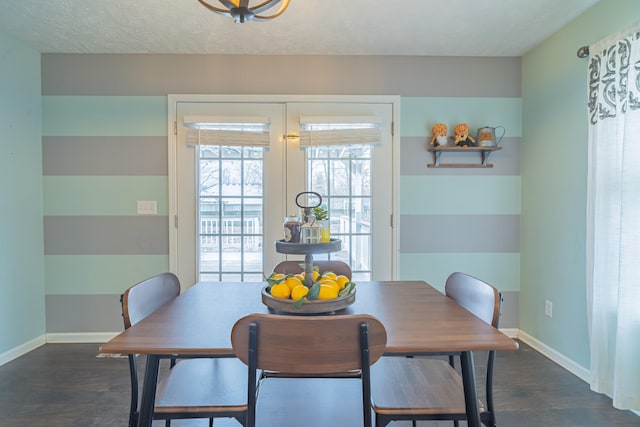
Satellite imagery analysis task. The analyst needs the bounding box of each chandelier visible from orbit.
[197,0,290,24]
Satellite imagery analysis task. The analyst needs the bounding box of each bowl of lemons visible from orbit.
[261,271,356,314]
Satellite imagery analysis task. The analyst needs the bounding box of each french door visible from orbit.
[169,95,398,289]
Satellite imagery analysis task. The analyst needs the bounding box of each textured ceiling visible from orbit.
[0,0,599,56]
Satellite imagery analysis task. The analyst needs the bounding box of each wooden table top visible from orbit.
[100,280,517,356]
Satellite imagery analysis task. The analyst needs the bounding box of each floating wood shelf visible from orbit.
[427,146,502,168]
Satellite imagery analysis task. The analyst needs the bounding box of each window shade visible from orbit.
[299,115,382,147]
[183,115,271,147]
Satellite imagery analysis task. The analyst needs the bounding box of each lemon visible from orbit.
[317,278,340,293]
[336,275,350,290]
[284,276,303,291]
[317,284,339,300]
[312,270,320,281]
[270,283,291,299]
[291,285,309,301]
[322,271,337,281]
[270,273,285,280]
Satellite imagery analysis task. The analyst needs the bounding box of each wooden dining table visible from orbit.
[100,280,518,427]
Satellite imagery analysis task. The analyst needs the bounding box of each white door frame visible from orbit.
[167,94,401,285]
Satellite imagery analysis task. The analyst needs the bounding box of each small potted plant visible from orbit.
[313,205,330,242]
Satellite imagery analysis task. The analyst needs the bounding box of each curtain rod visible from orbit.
[577,46,589,58]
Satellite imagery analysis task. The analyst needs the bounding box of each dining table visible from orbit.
[99,280,518,427]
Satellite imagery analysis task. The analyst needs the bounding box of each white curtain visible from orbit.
[586,21,640,411]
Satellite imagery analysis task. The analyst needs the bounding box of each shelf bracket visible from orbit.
[432,149,443,167]
[481,150,492,166]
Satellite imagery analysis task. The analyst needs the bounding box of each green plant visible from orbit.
[313,206,328,220]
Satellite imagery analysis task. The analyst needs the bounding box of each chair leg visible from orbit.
[127,354,138,427]
[483,350,497,427]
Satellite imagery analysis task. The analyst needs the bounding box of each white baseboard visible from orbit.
[0,335,46,367]
[517,330,590,384]
[46,332,120,343]
[499,327,519,338]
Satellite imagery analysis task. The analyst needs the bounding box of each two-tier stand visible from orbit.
[275,238,342,286]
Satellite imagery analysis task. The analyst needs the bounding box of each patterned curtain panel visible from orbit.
[585,21,640,411]
[588,30,640,123]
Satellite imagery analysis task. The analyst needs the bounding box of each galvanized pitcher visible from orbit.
[475,126,505,147]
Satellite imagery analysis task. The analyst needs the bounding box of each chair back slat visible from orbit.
[445,272,501,328]
[231,313,386,374]
[121,272,181,329]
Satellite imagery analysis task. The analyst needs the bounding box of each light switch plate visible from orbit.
[137,200,157,215]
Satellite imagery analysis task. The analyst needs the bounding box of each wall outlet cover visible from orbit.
[137,200,157,215]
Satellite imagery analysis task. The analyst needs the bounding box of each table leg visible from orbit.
[460,351,481,427]
[137,354,160,427]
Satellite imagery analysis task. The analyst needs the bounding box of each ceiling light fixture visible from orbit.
[196,0,290,24]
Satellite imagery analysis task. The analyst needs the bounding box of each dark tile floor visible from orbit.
[0,340,637,426]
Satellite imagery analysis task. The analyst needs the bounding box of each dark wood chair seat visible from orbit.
[154,357,248,419]
[372,358,485,417]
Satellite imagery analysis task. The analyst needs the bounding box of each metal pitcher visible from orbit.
[475,126,505,147]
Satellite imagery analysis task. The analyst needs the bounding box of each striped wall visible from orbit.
[0,31,46,356]
[398,95,521,327]
[41,54,521,333]
[42,96,169,332]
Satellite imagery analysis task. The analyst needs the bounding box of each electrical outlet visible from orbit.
[545,300,553,318]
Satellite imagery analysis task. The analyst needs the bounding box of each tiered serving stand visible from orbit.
[275,238,342,281]
[262,238,355,314]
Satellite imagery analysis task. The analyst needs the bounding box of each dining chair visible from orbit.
[370,271,502,427]
[231,313,387,427]
[121,272,248,427]
[271,259,352,279]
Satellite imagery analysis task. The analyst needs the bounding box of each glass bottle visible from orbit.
[283,215,301,243]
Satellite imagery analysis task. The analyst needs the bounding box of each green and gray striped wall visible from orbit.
[41,54,522,334]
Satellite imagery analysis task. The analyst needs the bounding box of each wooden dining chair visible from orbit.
[121,272,248,427]
[370,272,502,427]
[231,313,387,427]
[271,259,352,279]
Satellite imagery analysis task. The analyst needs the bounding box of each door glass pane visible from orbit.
[307,145,372,280]
[198,146,264,281]
[351,159,371,196]
[350,235,371,281]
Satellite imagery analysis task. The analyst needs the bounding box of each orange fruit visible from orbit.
[270,283,291,299]
[291,285,309,301]
[317,284,339,300]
